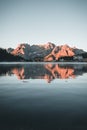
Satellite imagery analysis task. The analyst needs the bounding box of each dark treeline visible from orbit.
[58,56,73,61]
[81,52,87,58]
[0,48,24,61]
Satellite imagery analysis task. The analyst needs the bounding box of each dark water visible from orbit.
[0,62,87,130]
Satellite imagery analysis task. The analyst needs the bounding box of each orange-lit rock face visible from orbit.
[10,43,85,62]
[8,43,85,62]
[11,45,24,55]
[10,42,55,60]
[11,43,30,56]
[44,44,75,61]
[46,57,54,61]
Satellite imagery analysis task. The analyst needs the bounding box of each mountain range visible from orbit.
[0,42,87,62]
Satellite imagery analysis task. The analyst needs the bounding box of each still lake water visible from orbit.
[0,62,87,130]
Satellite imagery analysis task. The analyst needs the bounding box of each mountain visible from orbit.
[0,42,87,62]
[7,48,14,53]
[44,44,75,61]
[10,42,55,61]
[9,43,86,62]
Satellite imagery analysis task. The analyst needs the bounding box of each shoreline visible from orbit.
[0,61,87,65]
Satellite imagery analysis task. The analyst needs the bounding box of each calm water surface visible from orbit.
[0,62,87,130]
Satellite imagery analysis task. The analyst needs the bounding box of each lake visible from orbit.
[0,62,87,130]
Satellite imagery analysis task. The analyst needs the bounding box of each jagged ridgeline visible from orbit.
[0,42,87,62]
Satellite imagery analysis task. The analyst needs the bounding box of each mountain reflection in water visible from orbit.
[0,63,87,83]
[0,63,87,130]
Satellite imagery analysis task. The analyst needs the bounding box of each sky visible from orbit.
[0,0,87,51]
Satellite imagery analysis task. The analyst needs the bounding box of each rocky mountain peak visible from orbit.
[11,43,30,56]
[17,43,29,48]
[7,42,87,61]
[45,42,55,49]
[44,44,75,61]
[37,42,55,49]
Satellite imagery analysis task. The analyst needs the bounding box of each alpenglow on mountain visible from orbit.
[1,42,87,62]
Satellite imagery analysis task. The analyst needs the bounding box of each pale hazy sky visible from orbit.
[0,0,87,50]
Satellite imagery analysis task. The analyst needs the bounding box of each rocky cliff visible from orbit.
[7,42,86,61]
[11,42,55,61]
